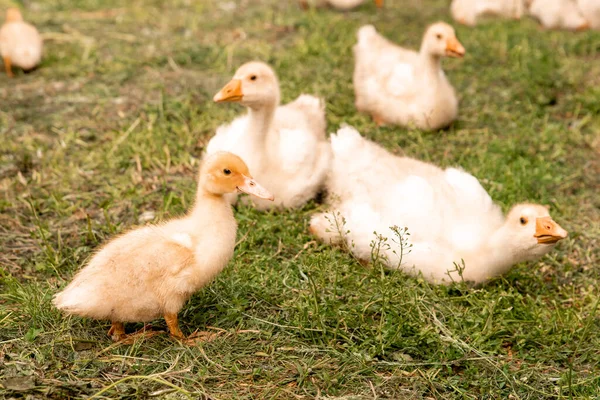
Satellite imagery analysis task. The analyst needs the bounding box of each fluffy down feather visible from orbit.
[53,152,273,340]
[527,0,589,30]
[451,0,525,26]
[0,9,43,73]
[576,0,600,29]
[310,126,568,285]
[353,23,464,131]
[208,62,331,210]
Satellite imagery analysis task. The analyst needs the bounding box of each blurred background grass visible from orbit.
[0,0,599,398]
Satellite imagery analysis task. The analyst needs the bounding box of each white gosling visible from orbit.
[310,126,569,285]
[353,23,465,131]
[207,61,331,210]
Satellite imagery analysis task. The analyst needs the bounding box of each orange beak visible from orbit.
[445,37,465,58]
[534,216,568,244]
[213,79,243,103]
[237,175,274,201]
[374,0,383,7]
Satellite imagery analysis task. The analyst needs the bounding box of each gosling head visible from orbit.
[422,22,465,58]
[213,61,280,108]
[5,8,23,23]
[200,152,274,200]
[503,203,568,262]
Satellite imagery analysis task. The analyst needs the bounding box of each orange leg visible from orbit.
[371,112,386,127]
[3,56,13,78]
[107,321,126,342]
[165,313,184,339]
[374,0,383,7]
[576,22,590,31]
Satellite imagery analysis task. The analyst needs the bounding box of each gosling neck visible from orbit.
[419,46,442,79]
[459,226,521,284]
[246,96,278,146]
[191,185,232,218]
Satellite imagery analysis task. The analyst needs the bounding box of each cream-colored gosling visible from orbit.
[310,126,568,285]
[353,23,465,131]
[207,61,331,210]
[0,8,42,77]
[54,152,273,341]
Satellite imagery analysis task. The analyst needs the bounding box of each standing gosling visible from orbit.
[0,8,42,77]
[54,152,273,341]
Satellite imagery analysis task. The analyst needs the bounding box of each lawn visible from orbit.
[1,0,599,398]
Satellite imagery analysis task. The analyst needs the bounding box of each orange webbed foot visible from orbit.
[107,321,126,342]
[108,322,165,343]
[119,328,165,344]
[164,314,227,345]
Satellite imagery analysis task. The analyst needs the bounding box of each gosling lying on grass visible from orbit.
[353,22,465,131]
[310,126,568,285]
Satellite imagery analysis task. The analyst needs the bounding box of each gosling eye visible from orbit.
[520,217,528,225]
[223,169,231,175]
[436,33,442,40]
[250,75,257,81]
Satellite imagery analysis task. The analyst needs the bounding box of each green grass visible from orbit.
[1,0,599,398]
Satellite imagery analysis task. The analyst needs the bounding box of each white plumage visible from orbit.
[451,0,525,26]
[310,126,568,285]
[528,0,589,30]
[577,0,600,29]
[208,62,331,210]
[353,23,465,131]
